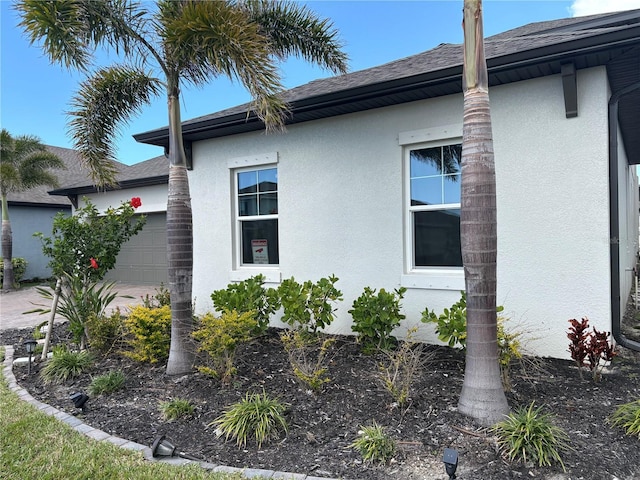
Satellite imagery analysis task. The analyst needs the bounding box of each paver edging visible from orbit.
[2,345,340,480]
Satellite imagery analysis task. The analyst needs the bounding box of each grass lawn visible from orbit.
[0,348,251,480]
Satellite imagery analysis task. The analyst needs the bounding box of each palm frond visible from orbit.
[244,0,349,75]
[67,65,162,186]
[160,0,288,129]
[0,130,65,194]
[16,0,150,72]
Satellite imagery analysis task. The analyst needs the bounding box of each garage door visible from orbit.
[106,213,168,285]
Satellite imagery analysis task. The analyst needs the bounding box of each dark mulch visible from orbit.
[2,323,639,480]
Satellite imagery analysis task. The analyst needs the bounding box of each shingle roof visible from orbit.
[7,145,117,206]
[47,153,168,197]
[135,8,640,141]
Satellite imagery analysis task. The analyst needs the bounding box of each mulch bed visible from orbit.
[2,323,639,480]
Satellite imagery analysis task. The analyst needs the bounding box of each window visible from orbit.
[236,166,279,265]
[408,143,462,268]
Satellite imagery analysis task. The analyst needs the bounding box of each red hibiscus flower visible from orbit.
[130,197,142,209]
[90,258,99,270]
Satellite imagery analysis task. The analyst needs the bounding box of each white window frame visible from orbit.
[227,152,281,283]
[398,126,465,290]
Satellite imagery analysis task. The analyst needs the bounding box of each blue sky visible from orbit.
[2,0,640,165]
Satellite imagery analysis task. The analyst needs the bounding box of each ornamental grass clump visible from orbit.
[212,392,288,448]
[40,347,93,384]
[350,422,396,464]
[609,399,640,438]
[493,402,571,471]
[159,398,195,421]
[88,370,126,395]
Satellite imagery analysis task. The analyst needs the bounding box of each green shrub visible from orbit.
[212,392,289,448]
[278,275,343,334]
[493,402,571,471]
[159,398,195,420]
[0,257,27,285]
[86,308,126,355]
[192,310,257,384]
[123,305,171,363]
[349,286,406,353]
[421,291,468,348]
[141,283,171,309]
[280,330,335,392]
[350,423,396,464]
[210,275,279,334]
[40,347,93,384]
[609,399,640,438]
[88,370,126,395]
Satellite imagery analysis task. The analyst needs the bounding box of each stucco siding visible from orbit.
[7,205,70,280]
[78,183,168,214]
[189,66,620,358]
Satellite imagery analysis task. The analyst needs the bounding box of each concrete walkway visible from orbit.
[0,283,160,331]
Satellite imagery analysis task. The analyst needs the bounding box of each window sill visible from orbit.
[229,268,281,284]
[400,271,464,291]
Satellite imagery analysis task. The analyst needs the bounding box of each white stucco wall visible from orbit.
[78,184,168,214]
[187,66,631,359]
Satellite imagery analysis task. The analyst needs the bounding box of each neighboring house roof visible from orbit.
[7,145,107,207]
[49,154,168,198]
[133,8,640,165]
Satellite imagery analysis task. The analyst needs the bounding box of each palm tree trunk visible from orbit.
[1,194,15,291]
[165,88,195,376]
[457,0,509,426]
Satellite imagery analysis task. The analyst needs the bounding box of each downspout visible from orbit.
[608,80,640,352]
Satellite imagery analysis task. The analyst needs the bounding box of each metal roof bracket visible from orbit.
[561,62,578,118]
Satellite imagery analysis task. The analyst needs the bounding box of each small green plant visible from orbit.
[34,275,119,348]
[421,291,470,348]
[0,257,28,286]
[88,370,126,395]
[280,330,336,392]
[86,308,126,355]
[349,286,407,353]
[350,423,396,464]
[192,309,257,384]
[159,398,195,421]
[278,275,343,334]
[141,283,171,308]
[123,305,171,363]
[378,328,432,407]
[609,399,640,438]
[40,347,93,384]
[210,275,280,334]
[33,320,48,340]
[212,391,289,448]
[493,402,571,471]
[497,320,523,392]
[567,317,618,382]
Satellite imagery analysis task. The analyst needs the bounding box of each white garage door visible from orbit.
[106,213,168,285]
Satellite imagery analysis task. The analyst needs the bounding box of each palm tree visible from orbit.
[17,0,348,375]
[457,0,510,426]
[0,129,65,291]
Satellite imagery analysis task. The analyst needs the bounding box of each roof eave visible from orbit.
[133,25,640,147]
[48,175,169,197]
